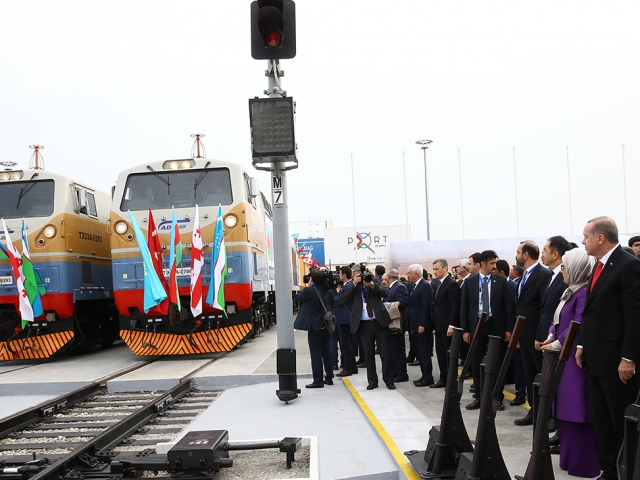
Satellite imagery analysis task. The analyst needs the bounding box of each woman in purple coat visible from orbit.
[541,248,599,478]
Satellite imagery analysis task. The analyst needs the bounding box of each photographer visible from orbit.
[294,269,335,389]
[342,264,395,390]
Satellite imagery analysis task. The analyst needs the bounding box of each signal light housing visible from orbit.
[249,96,297,163]
[251,0,296,60]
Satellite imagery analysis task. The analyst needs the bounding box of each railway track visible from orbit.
[0,378,220,480]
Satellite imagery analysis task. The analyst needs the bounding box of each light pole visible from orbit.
[416,139,433,241]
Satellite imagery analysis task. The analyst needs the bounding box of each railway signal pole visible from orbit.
[249,0,299,404]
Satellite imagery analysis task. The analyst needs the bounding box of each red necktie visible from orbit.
[590,261,603,293]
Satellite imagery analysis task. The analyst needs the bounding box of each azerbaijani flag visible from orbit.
[190,205,203,317]
[206,205,226,313]
[21,220,43,318]
[1,219,33,328]
[128,211,168,313]
[168,207,182,311]
[147,209,169,315]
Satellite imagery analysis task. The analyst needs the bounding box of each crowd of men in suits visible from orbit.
[294,215,639,480]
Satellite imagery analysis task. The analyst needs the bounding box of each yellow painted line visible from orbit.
[457,368,531,409]
[341,377,421,480]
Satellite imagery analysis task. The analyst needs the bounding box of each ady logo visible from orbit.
[157,219,190,232]
[355,231,375,254]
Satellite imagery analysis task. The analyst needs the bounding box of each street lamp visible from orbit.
[416,139,433,241]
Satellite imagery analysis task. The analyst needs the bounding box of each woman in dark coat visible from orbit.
[294,269,334,388]
[541,248,599,478]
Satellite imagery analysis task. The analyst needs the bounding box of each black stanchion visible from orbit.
[453,335,510,480]
[619,389,640,480]
[515,320,580,480]
[405,314,488,479]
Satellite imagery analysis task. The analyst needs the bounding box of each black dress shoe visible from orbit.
[496,401,505,411]
[550,445,559,455]
[414,379,433,387]
[429,381,446,388]
[366,383,378,390]
[510,395,526,406]
[305,382,324,388]
[394,375,409,382]
[336,370,351,377]
[469,386,476,393]
[356,359,366,367]
[385,382,396,390]
[352,368,359,374]
[406,357,415,364]
[409,360,420,366]
[547,416,559,432]
[332,364,339,371]
[549,431,560,446]
[324,378,333,385]
[514,410,533,426]
[466,398,481,410]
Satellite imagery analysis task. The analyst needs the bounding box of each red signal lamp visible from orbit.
[266,31,282,47]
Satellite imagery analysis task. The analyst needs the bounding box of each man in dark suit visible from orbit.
[383,270,410,382]
[342,265,395,390]
[430,259,460,388]
[514,241,552,426]
[460,250,513,410]
[538,236,572,346]
[406,263,434,387]
[576,216,640,480]
[333,265,357,377]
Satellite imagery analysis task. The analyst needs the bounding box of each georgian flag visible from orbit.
[1,218,33,328]
[190,205,203,317]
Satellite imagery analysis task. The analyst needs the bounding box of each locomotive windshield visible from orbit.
[0,179,55,218]
[120,168,233,211]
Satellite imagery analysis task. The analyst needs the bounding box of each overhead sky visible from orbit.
[1,1,639,241]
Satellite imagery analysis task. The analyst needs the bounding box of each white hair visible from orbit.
[458,259,469,269]
[408,264,423,275]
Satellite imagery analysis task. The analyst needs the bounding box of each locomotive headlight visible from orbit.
[0,173,9,181]
[169,161,180,170]
[115,221,128,234]
[224,215,237,228]
[43,226,56,238]
[181,161,192,169]
[11,172,22,180]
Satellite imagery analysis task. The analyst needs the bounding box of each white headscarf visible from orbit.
[552,248,595,326]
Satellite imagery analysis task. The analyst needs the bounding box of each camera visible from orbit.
[305,266,340,290]
[359,262,373,283]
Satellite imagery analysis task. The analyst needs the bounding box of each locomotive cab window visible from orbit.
[0,178,54,218]
[73,186,99,218]
[120,168,233,211]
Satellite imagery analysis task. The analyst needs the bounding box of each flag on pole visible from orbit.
[21,220,43,318]
[168,207,182,311]
[1,219,33,328]
[147,209,169,315]
[206,205,226,312]
[190,205,203,317]
[128,211,168,313]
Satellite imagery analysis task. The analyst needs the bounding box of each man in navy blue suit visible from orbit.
[406,263,434,387]
[383,269,410,382]
[460,250,514,410]
[430,259,460,388]
[333,265,357,377]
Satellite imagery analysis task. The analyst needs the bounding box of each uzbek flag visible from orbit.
[21,220,43,318]
[206,205,226,313]
[1,219,33,328]
[147,209,169,315]
[190,205,203,317]
[128,211,167,313]
[168,207,182,311]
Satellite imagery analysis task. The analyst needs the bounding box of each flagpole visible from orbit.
[402,150,409,240]
[351,153,358,262]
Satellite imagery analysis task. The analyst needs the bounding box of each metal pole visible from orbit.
[350,153,358,262]
[266,60,297,403]
[566,146,573,235]
[416,139,433,241]
[513,147,520,237]
[458,147,465,239]
[622,143,628,232]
